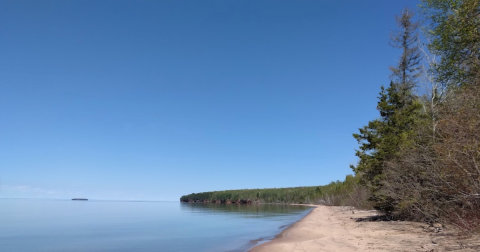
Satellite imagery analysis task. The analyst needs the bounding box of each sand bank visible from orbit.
[250,206,479,252]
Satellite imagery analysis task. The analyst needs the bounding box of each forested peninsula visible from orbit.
[181,0,480,234]
[180,175,370,208]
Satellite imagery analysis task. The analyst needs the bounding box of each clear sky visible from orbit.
[1,0,420,201]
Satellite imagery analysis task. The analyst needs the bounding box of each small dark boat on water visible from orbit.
[71,198,88,201]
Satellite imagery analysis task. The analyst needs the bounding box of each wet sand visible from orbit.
[250,206,480,252]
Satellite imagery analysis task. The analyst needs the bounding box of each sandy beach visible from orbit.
[250,206,480,252]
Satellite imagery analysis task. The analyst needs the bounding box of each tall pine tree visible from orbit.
[351,9,423,212]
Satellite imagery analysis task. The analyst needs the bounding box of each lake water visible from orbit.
[0,199,312,252]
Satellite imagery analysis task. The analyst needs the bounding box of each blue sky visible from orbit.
[1,0,420,201]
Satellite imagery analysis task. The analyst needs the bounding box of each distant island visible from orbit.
[71,198,88,201]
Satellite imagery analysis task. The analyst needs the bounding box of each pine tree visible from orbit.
[351,9,423,212]
[389,8,422,93]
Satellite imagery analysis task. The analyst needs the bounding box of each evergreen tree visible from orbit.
[351,9,423,212]
[389,8,422,93]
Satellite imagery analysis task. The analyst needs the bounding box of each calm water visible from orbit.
[0,199,312,252]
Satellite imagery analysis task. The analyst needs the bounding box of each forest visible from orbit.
[181,0,480,233]
[180,174,370,209]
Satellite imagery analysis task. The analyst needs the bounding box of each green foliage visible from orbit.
[421,0,480,85]
[180,175,370,208]
[352,82,422,211]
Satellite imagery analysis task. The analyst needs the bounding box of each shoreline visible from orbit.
[249,205,480,252]
[248,204,318,250]
[243,204,316,251]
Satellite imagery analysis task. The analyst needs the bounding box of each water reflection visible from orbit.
[180,203,312,218]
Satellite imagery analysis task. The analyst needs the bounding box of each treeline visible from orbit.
[180,174,371,209]
[351,0,480,233]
